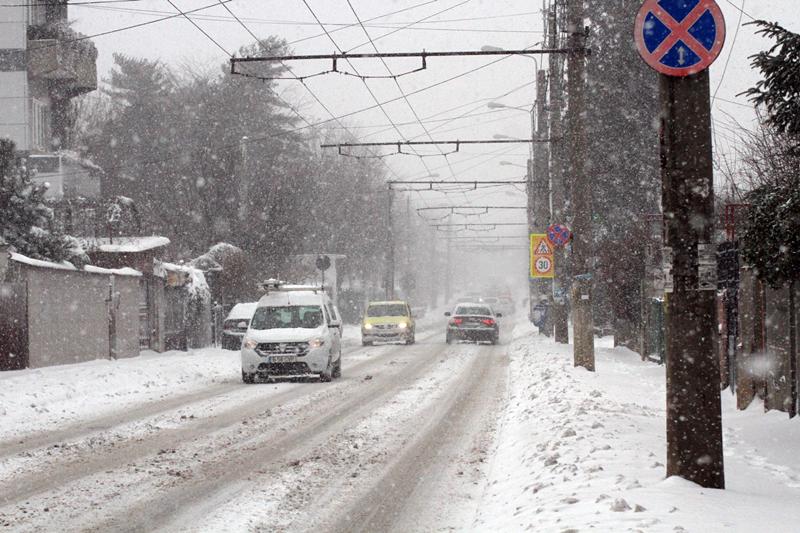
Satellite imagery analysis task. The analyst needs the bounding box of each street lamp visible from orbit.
[499,160,526,168]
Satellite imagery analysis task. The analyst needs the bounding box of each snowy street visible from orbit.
[1,318,798,532]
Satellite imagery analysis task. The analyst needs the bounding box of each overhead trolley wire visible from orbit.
[345,0,468,180]
[299,0,438,178]
[214,0,406,183]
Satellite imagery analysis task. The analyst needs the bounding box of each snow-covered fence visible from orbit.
[4,253,141,369]
[736,267,799,416]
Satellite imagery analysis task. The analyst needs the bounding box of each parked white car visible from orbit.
[221,302,258,350]
[240,281,342,383]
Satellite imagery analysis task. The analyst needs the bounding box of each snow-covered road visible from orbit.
[0,319,510,532]
[2,317,799,532]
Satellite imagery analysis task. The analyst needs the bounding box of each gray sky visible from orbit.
[69,0,799,217]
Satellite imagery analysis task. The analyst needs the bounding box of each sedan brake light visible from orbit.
[451,318,463,326]
[482,318,495,326]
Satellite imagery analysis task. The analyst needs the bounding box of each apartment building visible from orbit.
[0,0,98,199]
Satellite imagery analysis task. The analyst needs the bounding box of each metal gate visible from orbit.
[0,283,28,370]
[138,279,151,349]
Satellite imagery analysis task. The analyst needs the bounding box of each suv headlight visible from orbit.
[363,323,373,330]
[397,322,408,329]
[243,338,257,350]
[309,338,325,349]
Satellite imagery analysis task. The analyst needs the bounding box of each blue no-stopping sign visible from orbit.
[634,0,726,77]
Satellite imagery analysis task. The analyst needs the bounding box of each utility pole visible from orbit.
[532,69,553,335]
[661,71,725,489]
[445,213,453,305]
[548,3,569,344]
[566,0,594,370]
[631,0,727,489]
[386,187,395,300]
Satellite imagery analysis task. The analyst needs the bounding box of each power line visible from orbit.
[57,38,542,182]
[166,0,230,57]
[345,0,467,180]
[2,0,141,6]
[722,0,756,20]
[77,3,540,27]
[300,0,437,178]
[712,0,745,106]
[215,0,405,183]
[0,0,232,50]
[344,0,472,55]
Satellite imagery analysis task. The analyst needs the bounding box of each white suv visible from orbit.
[241,281,343,383]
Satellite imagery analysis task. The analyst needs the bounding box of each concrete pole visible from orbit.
[661,71,724,489]
[386,186,395,300]
[548,4,570,344]
[566,0,594,371]
[533,69,553,335]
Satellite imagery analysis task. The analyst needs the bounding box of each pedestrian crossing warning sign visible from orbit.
[535,239,552,255]
[530,234,555,279]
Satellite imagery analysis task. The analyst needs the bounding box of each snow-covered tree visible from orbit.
[0,139,72,262]
[745,21,800,148]
[740,21,800,288]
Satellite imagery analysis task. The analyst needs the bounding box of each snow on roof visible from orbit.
[10,253,141,277]
[84,265,142,277]
[162,261,210,298]
[83,236,170,254]
[10,253,75,271]
[226,302,258,320]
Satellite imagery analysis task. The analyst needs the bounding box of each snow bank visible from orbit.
[475,323,800,532]
[0,348,240,442]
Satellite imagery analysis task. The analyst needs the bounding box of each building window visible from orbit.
[30,98,50,151]
[27,1,47,26]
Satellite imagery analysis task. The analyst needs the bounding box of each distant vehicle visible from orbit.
[361,300,415,345]
[241,280,342,383]
[221,302,258,350]
[445,303,501,345]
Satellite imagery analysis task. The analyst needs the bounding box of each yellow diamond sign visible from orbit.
[530,233,554,279]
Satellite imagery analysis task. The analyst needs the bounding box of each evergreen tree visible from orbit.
[0,139,72,261]
[741,21,800,288]
[745,21,800,145]
[740,176,800,288]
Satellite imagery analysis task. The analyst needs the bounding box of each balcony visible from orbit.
[27,26,97,96]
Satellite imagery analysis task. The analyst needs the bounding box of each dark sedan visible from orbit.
[445,304,501,345]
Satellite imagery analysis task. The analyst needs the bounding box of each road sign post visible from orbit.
[636,0,725,489]
[530,234,555,279]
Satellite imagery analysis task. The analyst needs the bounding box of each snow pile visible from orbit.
[475,323,800,532]
[0,348,240,442]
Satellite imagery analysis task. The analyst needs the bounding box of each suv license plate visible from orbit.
[270,355,298,364]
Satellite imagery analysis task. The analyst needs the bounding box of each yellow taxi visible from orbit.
[361,300,415,346]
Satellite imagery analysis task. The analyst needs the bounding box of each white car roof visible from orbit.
[257,290,328,307]
[226,302,258,320]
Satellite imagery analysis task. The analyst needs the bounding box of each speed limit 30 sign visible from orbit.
[530,234,555,279]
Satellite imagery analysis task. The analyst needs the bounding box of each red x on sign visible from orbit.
[635,0,726,77]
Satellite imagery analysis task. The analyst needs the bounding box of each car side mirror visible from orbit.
[444,312,451,317]
[237,321,247,329]
[495,313,503,318]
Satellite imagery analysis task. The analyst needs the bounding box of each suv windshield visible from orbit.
[367,304,407,317]
[455,306,492,316]
[250,305,323,330]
